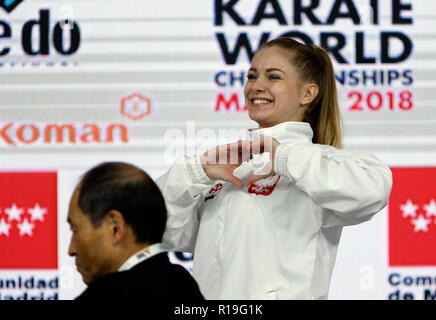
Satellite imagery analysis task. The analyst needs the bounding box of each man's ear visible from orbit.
[105,210,127,245]
[300,82,319,106]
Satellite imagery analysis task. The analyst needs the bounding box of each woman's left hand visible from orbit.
[245,136,281,187]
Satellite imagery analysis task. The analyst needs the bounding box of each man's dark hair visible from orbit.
[77,162,167,244]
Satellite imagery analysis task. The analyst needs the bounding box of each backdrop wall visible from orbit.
[0,0,435,300]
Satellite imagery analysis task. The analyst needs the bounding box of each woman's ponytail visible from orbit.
[310,46,343,149]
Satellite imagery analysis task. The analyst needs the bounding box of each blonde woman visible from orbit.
[157,38,392,300]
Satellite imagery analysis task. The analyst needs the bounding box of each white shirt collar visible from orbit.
[118,243,166,272]
[247,121,313,145]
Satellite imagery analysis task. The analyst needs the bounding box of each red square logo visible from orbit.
[0,172,58,269]
[389,167,436,266]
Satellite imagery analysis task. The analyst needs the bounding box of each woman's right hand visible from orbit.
[200,140,250,189]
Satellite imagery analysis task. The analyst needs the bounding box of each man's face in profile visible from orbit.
[67,187,113,285]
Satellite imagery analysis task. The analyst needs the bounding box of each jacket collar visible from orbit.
[247,121,313,145]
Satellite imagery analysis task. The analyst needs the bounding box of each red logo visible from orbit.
[389,167,436,266]
[0,172,58,269]
[120,92,152,120]
[208,183,223,195]
[248,174,280,196]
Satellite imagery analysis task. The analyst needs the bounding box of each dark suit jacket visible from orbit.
[75,252,204,301]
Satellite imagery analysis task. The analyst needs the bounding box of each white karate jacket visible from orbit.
[156,121,392,299]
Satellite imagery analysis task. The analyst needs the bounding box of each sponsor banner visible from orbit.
[0,171,59,300]
[386,270,436,300]
[329,164,436,300]
[0,122,129,147]
[0,171,57,269]
[212,0,416,119]
[0,6,81,68]
[389,168,436,266]
[0,0,433,155]
[0,271,59,300]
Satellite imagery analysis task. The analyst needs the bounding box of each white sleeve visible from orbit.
[274,143,392,227]
[156,155,213,253]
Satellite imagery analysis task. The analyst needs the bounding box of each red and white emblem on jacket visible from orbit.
[248,174,280,196]
[389,167,436,266]
[208,183,223,195]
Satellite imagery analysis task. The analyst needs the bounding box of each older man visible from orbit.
[67,162,204,300]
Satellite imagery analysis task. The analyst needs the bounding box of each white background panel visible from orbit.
[0,0,435,300]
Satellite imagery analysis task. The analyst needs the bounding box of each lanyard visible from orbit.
[118,243,166,272]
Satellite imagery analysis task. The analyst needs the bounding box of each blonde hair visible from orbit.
[260,38,343,149]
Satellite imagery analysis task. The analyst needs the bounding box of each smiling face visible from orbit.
[244,46,313,128]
